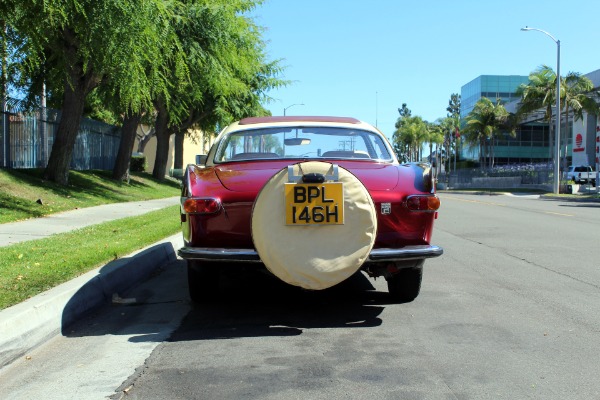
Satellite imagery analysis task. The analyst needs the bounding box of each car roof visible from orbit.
[239,116,361,125]
[222,116,382,136]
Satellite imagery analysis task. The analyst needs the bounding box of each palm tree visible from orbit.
[560,72,599,170]
[516,65,557,161]
[413,117,430,161]
[428,121,446,177]
[393,115,427,162]
[437,116,460,174]
[517,66,599,173]
[461,97,515,169]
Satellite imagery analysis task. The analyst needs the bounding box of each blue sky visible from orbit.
[252,0,598,139]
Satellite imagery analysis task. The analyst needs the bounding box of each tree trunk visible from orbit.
[548,117,554,162]
[137,126,154,153]
[1,20,7,107]
[490,137,495,169]
[154,131,171,179]
[112,111,142,182]
[43,28,100,185]
[174,130,185,171]
[152,99,171,180]
[445,140,450,174]
[479,137,484,170]
[435,144,440,177]
[43,74,87,184]
[562,105,569,174]
[429,142,433,161]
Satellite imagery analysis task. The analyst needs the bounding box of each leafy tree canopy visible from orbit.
[446,93,461,119]
[3,0,180,112]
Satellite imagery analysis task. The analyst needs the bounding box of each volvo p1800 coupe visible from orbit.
[179,116,442,303]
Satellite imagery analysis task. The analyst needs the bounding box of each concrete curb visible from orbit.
[0,233,183,369]
[440,190,600,202]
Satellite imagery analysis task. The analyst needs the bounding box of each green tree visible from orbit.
[393,103,412,161]
[0,20,8,106]
[559,72,599,169]
[2,0,180,185]
[393,115,427,162]
[436,116,459,174]
[446,93,461,118]
[462,97,515,169]
[517,66,599,171]
[151,0,286,180]
[398,103,412,118]
[516,65,558,162]
[427,121,445,177]
[445,93,461,171]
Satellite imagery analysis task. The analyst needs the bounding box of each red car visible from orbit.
[179,116,442,303]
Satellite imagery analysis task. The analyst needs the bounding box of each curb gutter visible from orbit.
[0,234,183,369]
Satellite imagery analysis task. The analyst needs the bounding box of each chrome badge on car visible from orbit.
[381,203,391,215]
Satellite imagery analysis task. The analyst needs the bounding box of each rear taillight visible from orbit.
[182,197,222,214]
[404,195,440,212]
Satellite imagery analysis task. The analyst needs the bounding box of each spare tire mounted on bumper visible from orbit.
[251,161,377,290]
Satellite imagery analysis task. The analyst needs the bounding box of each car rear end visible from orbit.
[179,116,442,303]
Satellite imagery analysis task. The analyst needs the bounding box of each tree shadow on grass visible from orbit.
[1,169,180,222]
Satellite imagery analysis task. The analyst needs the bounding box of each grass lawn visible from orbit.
[0,169,181,224]
[444,188,548,194]
[0,205,181,310]
[0,169,183,309]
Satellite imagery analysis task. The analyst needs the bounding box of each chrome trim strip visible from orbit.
[368,245,443,261]
[178,247,261,262]
[178,245,443,263]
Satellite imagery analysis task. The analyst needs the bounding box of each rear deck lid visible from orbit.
[214,161,399,192]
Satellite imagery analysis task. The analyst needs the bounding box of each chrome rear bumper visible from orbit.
[178,245,443,263]
[368,245,443,261]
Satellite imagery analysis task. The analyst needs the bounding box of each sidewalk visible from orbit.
[0,196,180,247]
[0,196,183,368]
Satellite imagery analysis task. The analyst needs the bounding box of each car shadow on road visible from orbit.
[62,260,392,343]
[558,203,600,208]
[168,269,388,342]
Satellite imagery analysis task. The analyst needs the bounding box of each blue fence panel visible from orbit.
[0,100,121,170]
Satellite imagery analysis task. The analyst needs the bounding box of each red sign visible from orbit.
[573,133,585,152]
[597,124,600,179]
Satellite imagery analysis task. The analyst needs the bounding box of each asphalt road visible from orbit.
[1,193,599,399]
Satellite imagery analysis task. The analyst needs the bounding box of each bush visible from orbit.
[130,154,147,172]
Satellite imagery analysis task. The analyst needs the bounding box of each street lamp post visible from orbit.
[283,103,304,116]
[521,26,561,194]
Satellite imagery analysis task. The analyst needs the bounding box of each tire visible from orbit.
[386,264,423,303]
[251,161,377,290]
[187,260,220,303]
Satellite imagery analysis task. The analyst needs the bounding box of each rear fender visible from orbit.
[182,165,224,198]
[403,162,434,194]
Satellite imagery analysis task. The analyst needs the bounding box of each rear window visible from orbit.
[214,126,393,163]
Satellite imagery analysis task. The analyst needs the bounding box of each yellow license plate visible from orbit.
[284,182,344,225]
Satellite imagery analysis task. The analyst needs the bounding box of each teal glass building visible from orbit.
[461,75,530,117]
[460,75,553,165]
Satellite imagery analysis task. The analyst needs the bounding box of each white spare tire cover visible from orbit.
[251,161,377,290]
